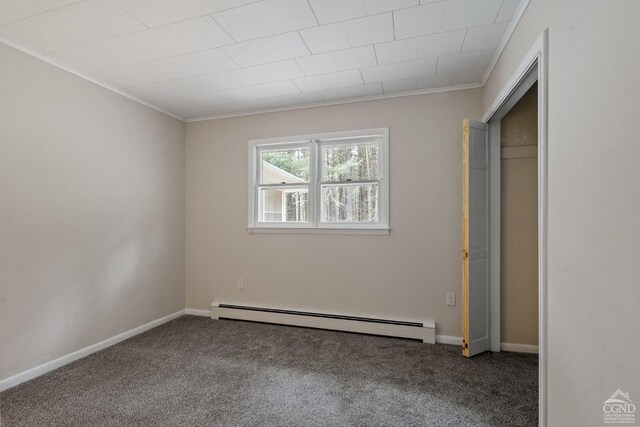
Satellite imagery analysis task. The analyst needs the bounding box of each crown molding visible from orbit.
[186,83,483,122]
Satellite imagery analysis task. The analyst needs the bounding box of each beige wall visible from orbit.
[483,1,640,425]
[0,43,185,382]
[186,89,482,337]
[500,84,538,346]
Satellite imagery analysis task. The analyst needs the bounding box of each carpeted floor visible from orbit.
[0,316,538,426]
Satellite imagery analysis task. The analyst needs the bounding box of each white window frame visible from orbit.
[248,128,389,235]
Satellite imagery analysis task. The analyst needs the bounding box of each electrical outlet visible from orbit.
[238,278,244,290]
[446,292,456,306]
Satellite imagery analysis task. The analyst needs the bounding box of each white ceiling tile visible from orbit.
[255,0,317,33]
[27,0,85,10]
[374,38,417,64]
[0,0,145,54]
[382,78,417,93]
[333,46,377,70]
[295,53,339,75]
[443,0,503,31]
[344,13,394,47]
[258,32,310,62]
[293,69,363,92]
[436,51,482,74]
[397,56,437,79]
[50,17,234,71]
[222,39,272,67]
[363,0,417,15]
[113,0,230,28]
[233,60,304,86]
[308,0,366,25]
[112,0,180,28]
[361,63,398,84]
[174,0,231,19]
[212,4,273,42]
[223,32,309,67]
[349,82,384,97]
[477,48,497,69]
[92,49,238,87]
[129,70,242,102]
[320,83,382,101]
[224,0,261,7]
[217,80,301,101]
[0,0,42,26]
[266,91,324,108]
[300,23,351,54]
[417,29,465,58]
[393,2,446,39]
[462,22,509,52]
[452,68,484,85]
[496,0,523,23]
[416,72,452,89]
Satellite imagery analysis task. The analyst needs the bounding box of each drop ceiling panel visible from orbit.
[436,51,483,74]
[361,64,398,84]
[93,48,239,87]
[417,29,466,58]
[496,0,522,22]
[397,57,437,79]
[308,0,366,25]
[443,0,503,31]
[0,1,43,26]
[344,13,394,47]
[320,82,383,101]
[332,46,377,70]
[293,69,363,92]
[29,0,89,10]
[363,0,418,15]
[0,0,525,119]
[393,2,447,39]
[295,52,340,76]
[212,4,273,42]
[223,32,309,67]
[375,38,417,64]
[113,0,230,28]
[49,16,233,71]
[461,22,509,52]
[299,22,351,54]
[0,0,145,54]
[255,0,318,33]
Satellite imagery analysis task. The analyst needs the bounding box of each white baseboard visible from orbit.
[185,308,211,317]
[436,335,463,345]
[501,342,539,354]
[212,302,436,344]
[434,336,539,354]
[0,309,185,392]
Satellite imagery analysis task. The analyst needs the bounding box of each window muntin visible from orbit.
[249,129,388,231]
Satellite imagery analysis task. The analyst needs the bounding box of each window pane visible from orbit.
[321,184,378,223]
[259,187,308,223]
[260,147,310,184]
[321,142,379,182]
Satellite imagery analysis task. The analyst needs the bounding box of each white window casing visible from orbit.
[248,128,389,235]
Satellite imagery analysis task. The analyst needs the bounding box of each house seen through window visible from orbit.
[249,128,389,232]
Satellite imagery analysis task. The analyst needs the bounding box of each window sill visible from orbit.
[247,227,390,235]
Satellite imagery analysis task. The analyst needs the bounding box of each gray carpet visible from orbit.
[0,316,537,426]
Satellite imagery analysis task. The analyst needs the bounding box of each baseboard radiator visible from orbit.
[210,303,436,344]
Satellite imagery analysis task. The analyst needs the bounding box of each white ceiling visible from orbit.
[0,0,525,120]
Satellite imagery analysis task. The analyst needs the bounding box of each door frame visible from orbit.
[482,29,549,426]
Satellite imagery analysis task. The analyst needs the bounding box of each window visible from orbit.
[248,128,389,234]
